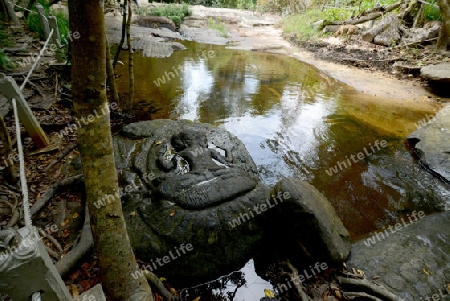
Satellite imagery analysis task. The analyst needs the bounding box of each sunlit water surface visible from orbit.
[115,41,450,298]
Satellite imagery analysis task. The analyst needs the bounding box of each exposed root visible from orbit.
[337,276,404,301]
[279,260,310,301]
[55,206,93,278]
[31,175,84,218]
[143,270,180,301]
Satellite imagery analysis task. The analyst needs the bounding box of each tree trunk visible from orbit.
[437,0,450,50]
[105,34,120,108]
[126,0,134,111]
[113,0,127,68]
[68,1,154,301]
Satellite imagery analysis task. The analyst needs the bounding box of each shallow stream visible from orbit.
[115,41,450,298]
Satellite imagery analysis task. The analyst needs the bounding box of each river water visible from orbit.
[114,41,450,298]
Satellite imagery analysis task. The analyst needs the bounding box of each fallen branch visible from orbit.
[55,206,94,278]
[30,175,84,218]
[337,276,404,301]
[394,37,438,48]
[143,270,180,301]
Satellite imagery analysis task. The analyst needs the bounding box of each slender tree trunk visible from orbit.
[0,114,17,183]
[68,1,154,300]
[113,0,127,68]
[126,0,134,110]
[105,34,120,108]
[437,0,450,50]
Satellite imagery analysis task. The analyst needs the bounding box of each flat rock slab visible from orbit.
[408,104,450,183]
[346,212,450,300]
[421,63,450,83]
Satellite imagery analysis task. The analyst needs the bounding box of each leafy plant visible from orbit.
[208,17,228,37]
[138,4,192,27]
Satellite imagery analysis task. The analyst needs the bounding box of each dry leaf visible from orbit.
[423,268,430,276]
[72,213,79,219]
[193,297,201,301]
[264,289,275,298]
[170,210,176,217]
[71,284,79,298]
[170,287,178,295]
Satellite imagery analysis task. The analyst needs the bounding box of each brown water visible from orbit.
[115,41,449,241]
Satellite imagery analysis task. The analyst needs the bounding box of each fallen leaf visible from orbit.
[423,268,430,276]
[193,297,201,301]
[170,287,178,295]
[372,275,380,280]
[71,284,79,298]
[72,213,79,219]
[159,277,167,282]
[264,289,275,298]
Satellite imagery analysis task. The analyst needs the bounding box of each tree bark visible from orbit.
[105,34,120,108]
[126,0,134,111]
[437,0,450,50]
[68,1,154,300]
[113,0,127,68]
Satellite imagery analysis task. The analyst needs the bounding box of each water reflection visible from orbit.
[115,41,449,240]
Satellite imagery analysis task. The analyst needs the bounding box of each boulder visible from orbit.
[362,14,404,46]
[421,63,450,96]
[272,178,351,263]
[133,16,177,32]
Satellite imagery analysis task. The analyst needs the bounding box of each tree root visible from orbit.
[279,260,310,301]
[336,276,404,301]
[143,270,180,301]
[343,291,384,300]
[55,206,93,278]
[31,175,84,218]
[44,143,77,172]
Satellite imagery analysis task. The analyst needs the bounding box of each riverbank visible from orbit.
[143,3,448,109]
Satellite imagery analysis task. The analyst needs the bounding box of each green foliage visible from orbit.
[236,0,257,9]
[208,17,228,37]
[280,9,328,42]
[0,49,15,71]
[138,4,192,27]
[322,7,352,20]
[0,25,13,48]
[0,26,15,71]
[422,2,441,21]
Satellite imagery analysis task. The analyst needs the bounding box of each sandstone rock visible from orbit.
[347,212,450,300]
[134,16,176,32]
[421,63,450,84]
[272,178,351,263]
